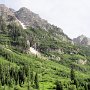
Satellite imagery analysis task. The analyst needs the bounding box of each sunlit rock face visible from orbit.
[0,4,21,27]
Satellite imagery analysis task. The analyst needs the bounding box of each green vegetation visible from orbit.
[0,44,90,90]
[0,16,90,90]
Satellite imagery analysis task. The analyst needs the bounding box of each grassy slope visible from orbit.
[0,45,90,90]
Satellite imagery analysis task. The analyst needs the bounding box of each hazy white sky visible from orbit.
[0,0,90,38]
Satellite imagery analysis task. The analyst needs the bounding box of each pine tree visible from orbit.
[30,71,34,85]
[0,81,2,90]
[27,66,31,90]
[84,82,88,90]
[0,16,8,34]
[70,65,75,82]
[56,81,63,90]
[18,67,25,86]
[74,78,78,89]
[34,73,39,89]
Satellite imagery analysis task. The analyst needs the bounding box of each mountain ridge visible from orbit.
[0,4,72,43]
[15,7,64,33]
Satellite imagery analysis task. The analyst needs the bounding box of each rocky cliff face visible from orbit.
[0,4,16,21]
[15,7,63,32]
[73,35,90,46]
[0,4,21,27]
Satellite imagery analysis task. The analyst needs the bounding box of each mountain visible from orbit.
[0,4,88,57]
[15,7,72,42]
[73,35,90,46]
[0,4,72,42]
[0,4,90,90]
[0,4,73,54]
[15,7,62,31]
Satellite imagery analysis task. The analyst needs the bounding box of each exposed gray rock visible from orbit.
[0,4,15,20]
[9,8,16,13]
[0,4,23,27]
[15,7,63,33]
[73,35,90,46]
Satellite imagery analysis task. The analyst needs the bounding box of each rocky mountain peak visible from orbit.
[0,4,24,28]
[78,35,86,42]
[0,4,63,34]
[0,4,14,16]
[73,35,90,46]
[0,4,71,42]
[0,4,17,22]
[0,4,6,7]
[19,7,30,11]
[9,8,16,13]
[15,7,64,32]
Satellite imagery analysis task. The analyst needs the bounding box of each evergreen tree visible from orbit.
[74,78,78,89]
[18,67,25,86]
[30,71,34,85]
[70,65,75,82]
[84,82,88,90]
[14,67,19,85]
[56,81,63,90]
[27,66,31,90]
[0,16,8,34]
[34,73,39,89]
[88,82,90,90]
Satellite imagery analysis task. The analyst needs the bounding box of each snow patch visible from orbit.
[29,47,39,55]
[18,20,26,29]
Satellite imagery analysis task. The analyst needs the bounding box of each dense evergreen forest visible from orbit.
[0,13,90,90]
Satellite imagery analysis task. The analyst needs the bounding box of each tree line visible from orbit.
[0,63,39,90]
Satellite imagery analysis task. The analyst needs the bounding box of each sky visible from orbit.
[0,0,90,39]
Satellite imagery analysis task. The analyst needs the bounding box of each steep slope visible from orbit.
[15,7,62,31]
[0,4,17,22]
[0,4,15,17]
[73,35,90,46]
[0,4,26,29]
[15,7,71,42]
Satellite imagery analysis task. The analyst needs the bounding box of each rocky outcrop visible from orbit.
[77,59,87,65]
[73,35,90,46]
[0,4,16,21]
[9,8,16,13]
